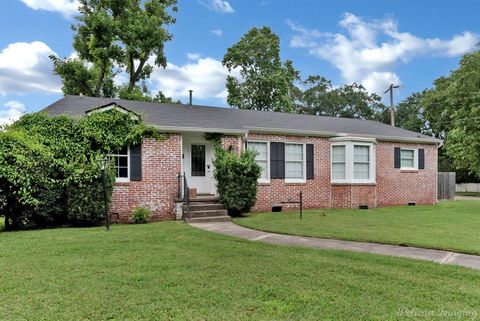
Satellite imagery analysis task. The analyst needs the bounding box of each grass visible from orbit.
[1,222,480,320]
[236,200,480,255]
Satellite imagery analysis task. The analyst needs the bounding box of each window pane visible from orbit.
[332,163,346,180]
[354,145,369,162]
[248,142,267,161]
[401,149,414,159]
[285,144,304,179]
[286,161,303,179]
[118,156,128,167]
[191,144,206,176]
[401,149,415,168]
[118,167,128,178]
[401,158,414,168]
[354,163,369,179]
[332,145,345,162]
[258,160,268,180]
[248,142,268,179]
[286,144,303,161]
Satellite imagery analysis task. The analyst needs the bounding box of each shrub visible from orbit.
[0,110,164,230]
[130,207,152,224]
[213,147,261,216]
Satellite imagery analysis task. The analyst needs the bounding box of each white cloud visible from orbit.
[187,53,201,60]
[288,13,479,95]
[0,41,62,96]
[0,101,26,126]
[20,0,79,18]
[200,0,234,13]
[211,29,223,37]
[149,56,240,103]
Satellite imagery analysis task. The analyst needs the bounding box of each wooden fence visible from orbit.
[438,172,456,200]
[456,183,480,193]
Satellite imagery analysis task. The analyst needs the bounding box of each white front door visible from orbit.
[183,135,216,195]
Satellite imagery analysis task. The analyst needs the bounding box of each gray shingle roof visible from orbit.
[42,95,440,144]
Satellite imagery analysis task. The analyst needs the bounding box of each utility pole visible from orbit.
[384,84,399,127]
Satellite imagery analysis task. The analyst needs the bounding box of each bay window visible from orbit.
[331,139,375,183]
[247,141,269,181]
[353,145,370,179]
[332,145,346,180]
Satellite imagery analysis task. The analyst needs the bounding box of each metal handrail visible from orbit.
[183,172,190,221]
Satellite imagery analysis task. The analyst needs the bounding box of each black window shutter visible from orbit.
[130,144,142,181]
[418,148,425,169]
[394,147,401,168]
[306,144,314,180]
[270,142,285,179]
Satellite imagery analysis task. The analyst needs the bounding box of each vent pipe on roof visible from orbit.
[188,90,193,106]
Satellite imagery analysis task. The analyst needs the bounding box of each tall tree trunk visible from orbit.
[128,51,149,90]
[94,61,108,97]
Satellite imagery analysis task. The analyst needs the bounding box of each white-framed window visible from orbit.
[109,146,130,182]
[353,145,370,179]
[285,143,306,182]
[332,145,346,180]
[401,148,417,170]
[331,140,376,184]
[247,141,269,182]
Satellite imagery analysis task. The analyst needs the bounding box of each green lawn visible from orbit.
[236,200,480,255]
[1,222,479,320]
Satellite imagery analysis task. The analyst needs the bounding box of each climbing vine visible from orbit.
[0,109,165,230]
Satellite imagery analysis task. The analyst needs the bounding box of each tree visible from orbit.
[297,75,386,119]
[376,91,431,134]
[51,0,177,99]
[222,27,299,112]
[425,48,480,177]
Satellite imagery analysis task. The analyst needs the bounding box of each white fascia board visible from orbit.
[152,125,247,135]
[243,126,441,145]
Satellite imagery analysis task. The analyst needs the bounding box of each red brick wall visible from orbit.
[109,132,438,221]
[376,142,437,206]
[221,135,242,153]
[246,133,437,212]
[110,135,181,222]
[248,134,331,212]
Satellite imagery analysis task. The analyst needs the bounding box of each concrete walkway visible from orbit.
[190,221,480,270]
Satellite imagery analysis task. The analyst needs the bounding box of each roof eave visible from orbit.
[243,126,441,145]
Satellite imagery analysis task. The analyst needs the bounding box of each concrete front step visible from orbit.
[186,215,232,223]
[183,203,225,211]
[187,209,228,218]
[189,196,219,203]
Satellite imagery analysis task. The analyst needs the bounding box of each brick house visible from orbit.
[44,95,441,222]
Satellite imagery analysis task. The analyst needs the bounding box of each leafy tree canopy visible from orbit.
[222,26,299,112]
[51,0,177,101]
[296,75,387,119]
[423,48,480,176]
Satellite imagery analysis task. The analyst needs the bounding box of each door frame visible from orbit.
[182,134,216,195]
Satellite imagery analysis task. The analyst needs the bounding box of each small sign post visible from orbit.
[281,191,303,220]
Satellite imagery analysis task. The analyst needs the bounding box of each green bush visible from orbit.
[0,110,163,231]
[130,207,152,224]
[213,147,261,216]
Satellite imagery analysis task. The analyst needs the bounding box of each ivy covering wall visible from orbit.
[0,109,163,230]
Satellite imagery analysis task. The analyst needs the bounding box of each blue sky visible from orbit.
[0,0,479,124]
